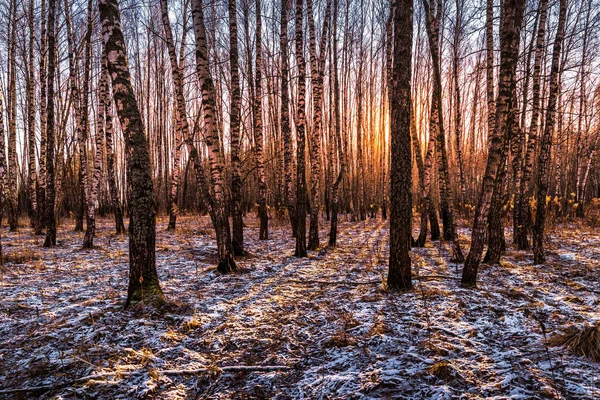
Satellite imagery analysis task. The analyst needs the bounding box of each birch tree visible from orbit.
[533,0,568,264]
[99,0,164,306]
[388,0,413,291]
[462,0,525,286]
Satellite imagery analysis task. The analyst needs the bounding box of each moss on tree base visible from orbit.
[125,279,165,309]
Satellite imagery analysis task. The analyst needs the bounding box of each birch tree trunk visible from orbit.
[102,54,126,235]
[485,0,495,141]
[83,0,102,249]
[160,0,184,231]
[254,0,269,240]
[37,0,48,234]
[100,0,163,307]
[329,0,344,247]
[0,88,6,259]
[462,0,525,286]
[422,0,464,262]
[453,0,466,205]
[294,0,308,257]
[7,0,18,232]
[228,0,247,255]
[281,0,297,239]
[388,0,413,291]
[533,0,567,264]
[44,0,57,247]
[306,0,331,250]
[515,0,547,250]
[192,0,238,273]
[27,0,38,232]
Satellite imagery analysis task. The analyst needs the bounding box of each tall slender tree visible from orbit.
[294,0,308,257]
[27,0,38,232]
[102,54,126,235]
[422,0,464,262]
[83,0,102,249]
[515,0,548,249]
[37,0,48,234]
[306,0,331,250]
[388,0,413,291]
[329,0,344,246]
[192,0,238,273]
[100,0,163,306]
[0,88,6,260]
[160,0,184,231]
[44,0,57,248]
[281,0,297,238]
[254,0,269,240]
[228,0,247,255]
[533,0,568,264]
[462,0,525,286]
[7,0,18,232]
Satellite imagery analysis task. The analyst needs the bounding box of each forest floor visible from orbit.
[0,214,599,399]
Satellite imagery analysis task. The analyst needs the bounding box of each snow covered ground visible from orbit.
[0,215,599,399]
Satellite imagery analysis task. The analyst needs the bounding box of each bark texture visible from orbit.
[294,0,308,257]
[228,0,247,255]
[192,0,238,273]
[44,0,57,248]
[388,0,413,291]
[462,0,525,286]
[515,0,548,250]
[254,0,269,240]
[99,0,163,307]
[533,0,567,264]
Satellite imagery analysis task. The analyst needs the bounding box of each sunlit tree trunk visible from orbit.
[159,0,184,231]
[414,108,436,248]
[254,0,269,240]
[281,0,297,239]
[0,88,6,259]
[388,0,413,291]
[515,0,547,250]
[511,5,537,247]
[533,0,567,264]
[82,0,100,249]
[44,0,57,247]
[27,0,38,232]
[37,0,48,234]
[452,0,466,206]
[484,99,516,264]
[574,0,592,218]
[422,0,464,261]
[192,0,238,273]
[485,0,495,142]
[329,0,344,247]
[228,0,246,254]
[356,53,366,222]
[100,0,163,307]
[7,0,18,232]
[462,0,525,286]
[294,0,308,257]
[306,0,331,250]
[102,55,126,235]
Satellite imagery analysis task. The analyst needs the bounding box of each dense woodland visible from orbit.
[0,0,600,397]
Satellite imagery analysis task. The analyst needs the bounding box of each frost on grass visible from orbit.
[0,216,599,398]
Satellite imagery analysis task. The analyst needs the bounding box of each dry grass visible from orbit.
[324,330,358,348]
[427,360,461,383]
[547,322,600,362]
[2,248,41,265]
